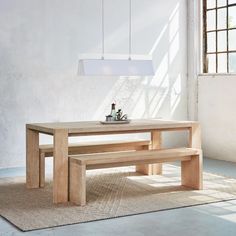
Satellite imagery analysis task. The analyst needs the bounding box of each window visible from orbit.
[203,0,236,73]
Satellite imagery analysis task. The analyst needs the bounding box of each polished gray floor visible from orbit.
[1,158,236,236]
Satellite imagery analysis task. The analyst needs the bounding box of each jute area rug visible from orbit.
[1,164,236,232]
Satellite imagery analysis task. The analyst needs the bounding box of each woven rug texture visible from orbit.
[0,165,236,231]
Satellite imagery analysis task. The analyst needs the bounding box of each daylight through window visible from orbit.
[203,0,236,73]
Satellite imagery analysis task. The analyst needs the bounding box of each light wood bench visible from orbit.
[69,148,203,206]
[39,140,150,187]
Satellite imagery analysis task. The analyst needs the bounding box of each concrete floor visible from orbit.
[1,158,236,236]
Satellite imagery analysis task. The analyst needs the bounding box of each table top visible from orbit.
[26,119,198,136]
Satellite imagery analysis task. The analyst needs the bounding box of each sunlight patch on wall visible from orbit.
[149,24,168,55]
[171,74,181,115]
[169,32,180,65]
[169,3,179,40]
[152,53,168,86]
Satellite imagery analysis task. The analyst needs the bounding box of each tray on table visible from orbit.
[100,120,131,125]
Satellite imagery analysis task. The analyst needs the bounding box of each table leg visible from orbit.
[53,129,68,204]
[26,128,40,188]
[188,123,201,149]
[136,130,162,175]
[151,130,162,174]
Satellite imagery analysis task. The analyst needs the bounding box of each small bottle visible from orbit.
[110,103,116,121]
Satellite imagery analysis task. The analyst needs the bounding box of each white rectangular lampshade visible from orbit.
[78,58,154,76]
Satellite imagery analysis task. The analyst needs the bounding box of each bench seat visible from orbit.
[69,147,203,206]
[39,139,150,187]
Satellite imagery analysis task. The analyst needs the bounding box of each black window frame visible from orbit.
[203,0,236,73]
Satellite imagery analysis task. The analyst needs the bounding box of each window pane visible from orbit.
[218,31,227,51]
[207,54,216,73]
[229,29,236,50]
[217,8,227,29]
[207,0,216,9]
[228,0,236,5]
[207,32,216,52]
[229,53,236,72]
[218,0,227,7]
[207,10,216,31]
[204,1,236,74]
[218,53,227,72]
[228,6,236,28]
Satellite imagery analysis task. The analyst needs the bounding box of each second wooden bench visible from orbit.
[39,139,150,187]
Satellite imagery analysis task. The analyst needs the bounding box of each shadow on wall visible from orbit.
[0,0,187,167]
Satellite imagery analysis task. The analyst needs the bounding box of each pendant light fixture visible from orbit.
[78,0,154,76]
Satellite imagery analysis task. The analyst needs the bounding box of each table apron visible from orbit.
[67,127,191,137]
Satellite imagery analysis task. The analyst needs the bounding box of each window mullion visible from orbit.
[203,0,208,73]
[226,0,229,73]
[216,0,218,73]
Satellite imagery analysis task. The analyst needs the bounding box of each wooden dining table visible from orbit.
[26,119,201,204]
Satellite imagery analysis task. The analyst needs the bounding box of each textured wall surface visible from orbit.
[198,76,236,162]
[0,0,188,168]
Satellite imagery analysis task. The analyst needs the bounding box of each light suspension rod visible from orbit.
[102,0,105,59]
[129,0,132,60]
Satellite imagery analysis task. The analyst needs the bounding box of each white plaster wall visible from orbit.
[0,0,188,168]
[198,76,236,162]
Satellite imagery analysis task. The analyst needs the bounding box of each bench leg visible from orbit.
[70,161,86,206]
[136,131,162,175]
[39,152,45,188]
[181,153,203,190]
